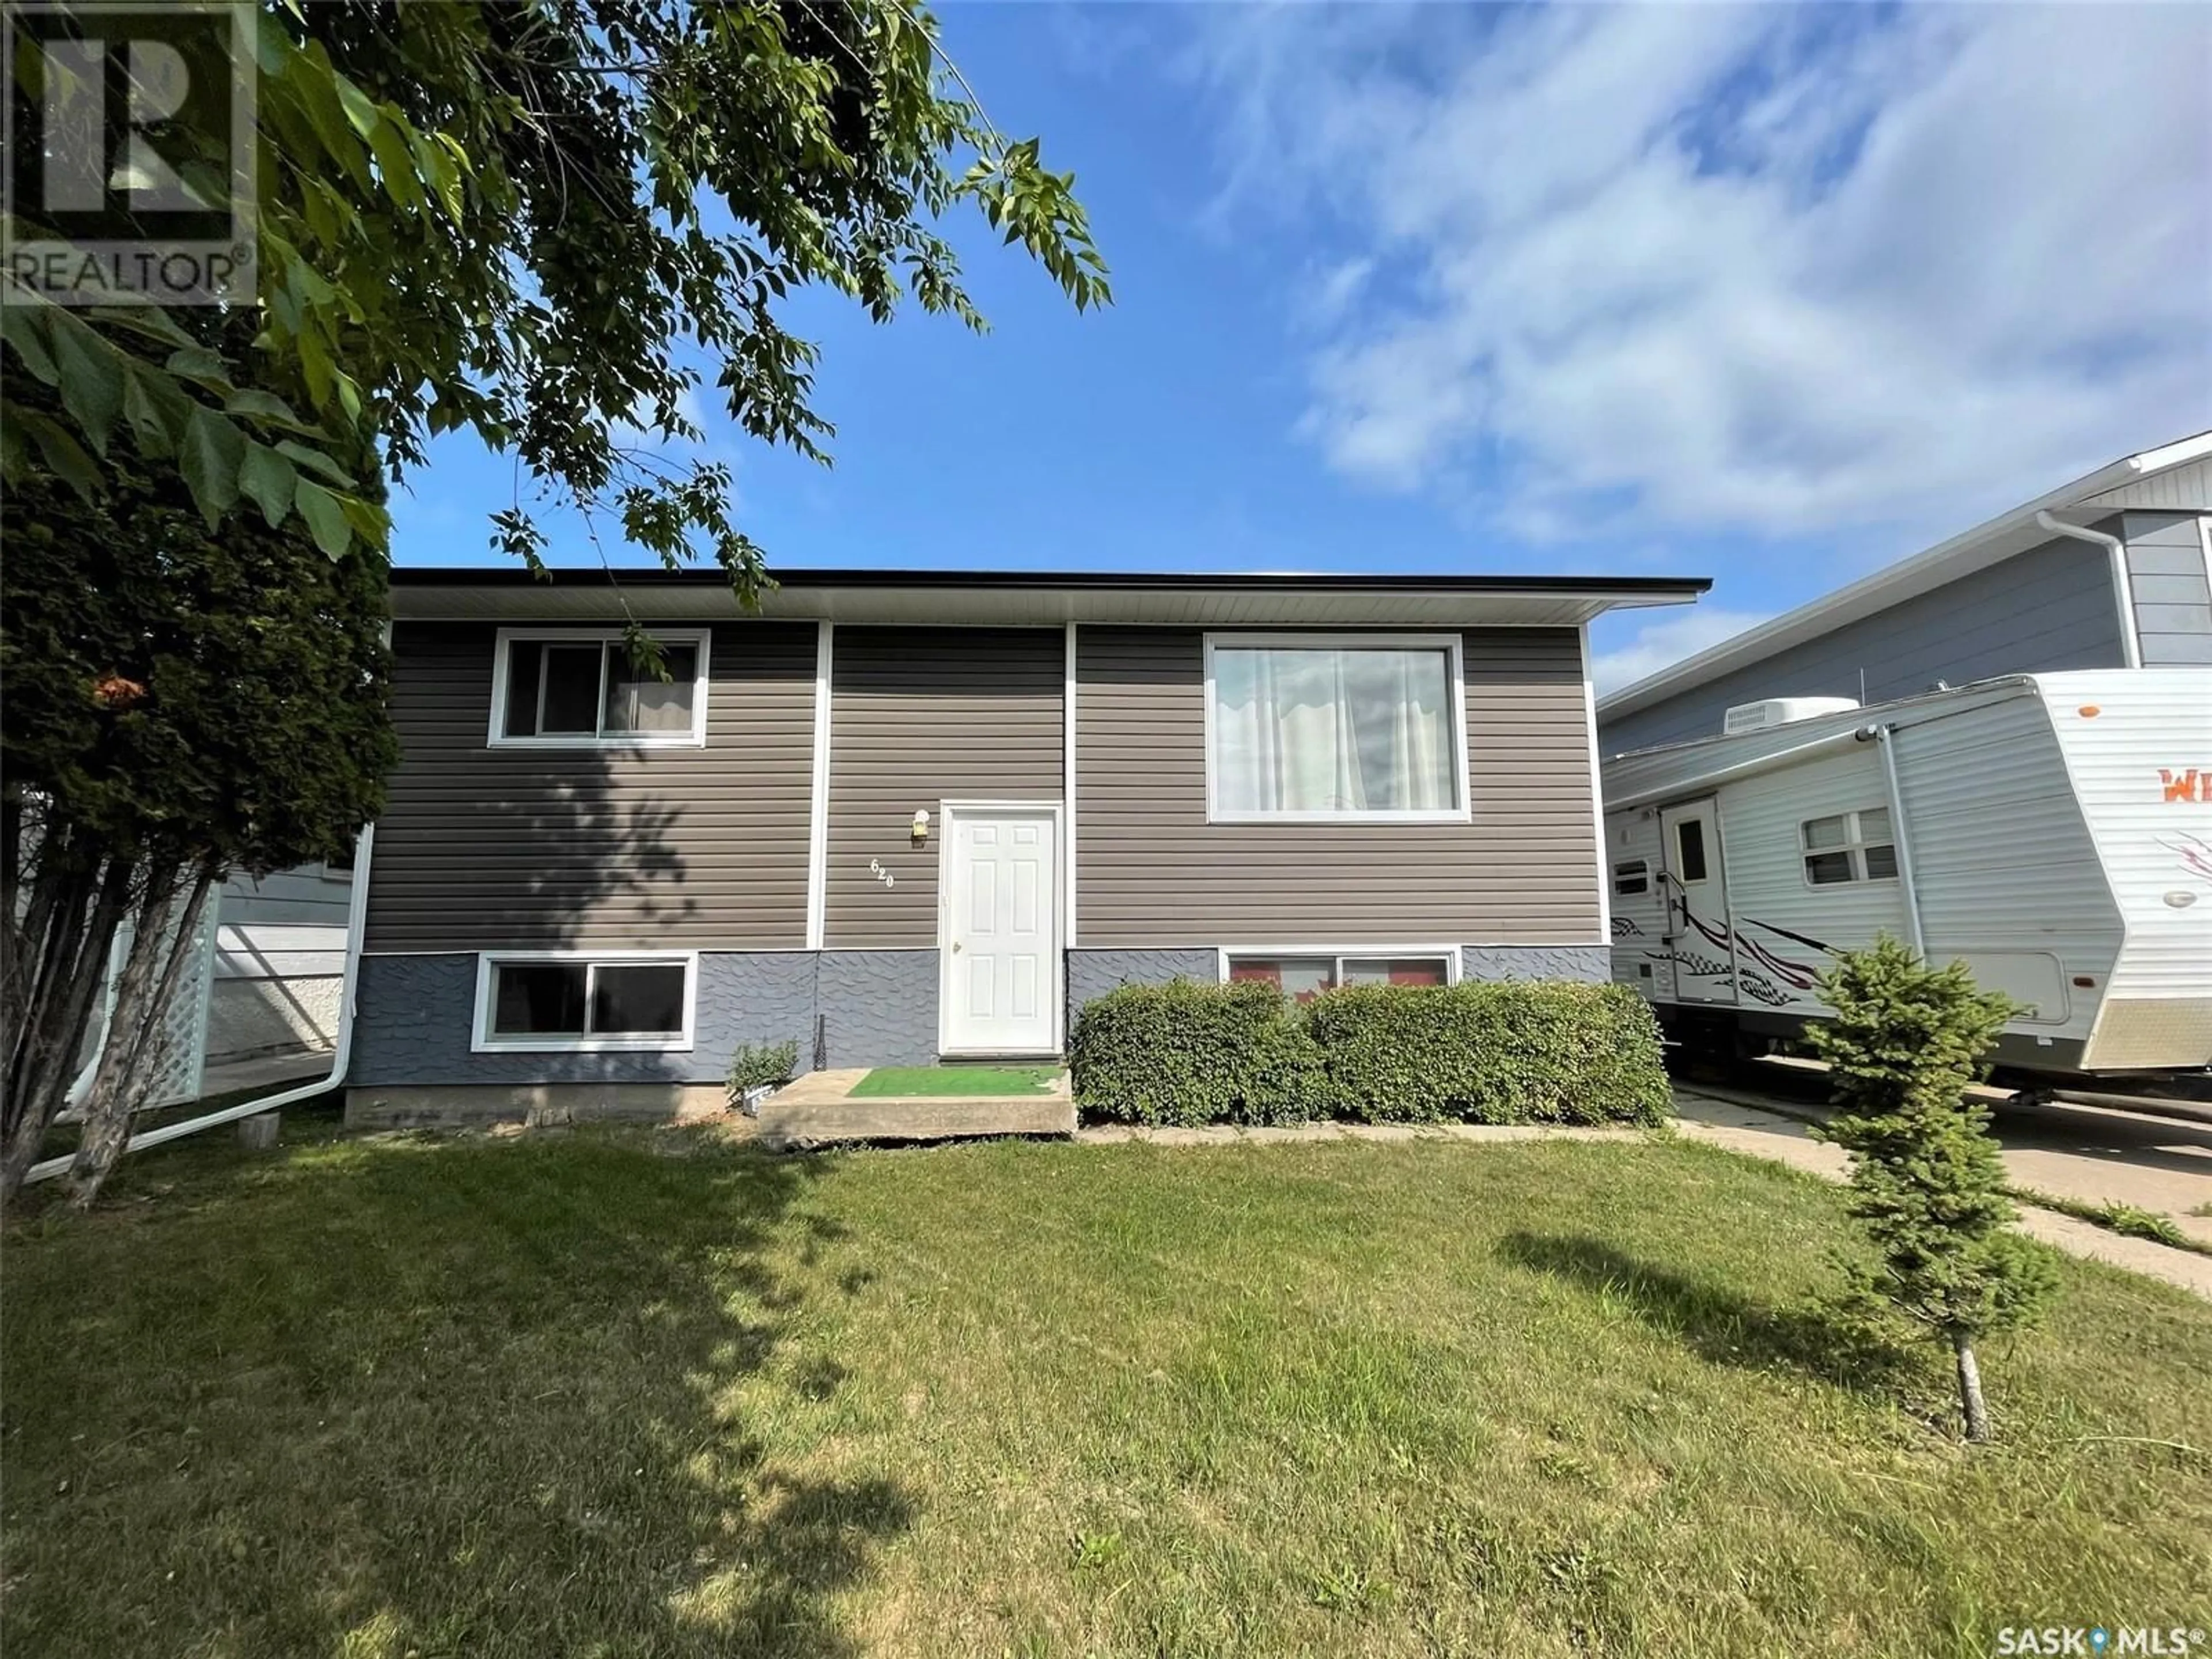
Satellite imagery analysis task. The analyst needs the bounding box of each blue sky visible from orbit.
[388,2,2212,692]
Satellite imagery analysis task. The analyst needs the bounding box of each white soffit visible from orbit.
[1597,427,2212,721]
[2081,454,2211,514]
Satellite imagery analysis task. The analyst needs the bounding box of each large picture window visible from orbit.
[472,953,696,1052]
[489,629,710,747]
[1205,634,1467,821]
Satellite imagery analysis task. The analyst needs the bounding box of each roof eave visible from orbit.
[386,567,1711,629]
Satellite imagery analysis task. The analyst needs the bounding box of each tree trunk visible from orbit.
[1952,1330,1990,1443]
[0,853,135,1208]
[65,868,214,1210]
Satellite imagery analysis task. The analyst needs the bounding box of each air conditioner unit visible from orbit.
[1721,696,1860,735]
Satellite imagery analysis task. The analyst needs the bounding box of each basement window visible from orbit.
[1222,949,1458,1002]
[490,629,709,747]
[1801,809,1899,887]
[473,953,696,1051]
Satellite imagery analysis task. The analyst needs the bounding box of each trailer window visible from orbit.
[1801,810,1897,886]
[1612,859,1649,896]
[1675,819,1709,882]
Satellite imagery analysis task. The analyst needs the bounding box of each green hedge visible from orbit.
[1070,978,1671,1128]
[1066,979,1327,1127]
[1306,980,1672,1126]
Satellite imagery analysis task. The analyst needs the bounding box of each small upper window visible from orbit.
[1801,809,1898,886]
[491,630,709,747]
[1612,859,1649,896]
[476,955,695,1051]
[1205,635,1466,821]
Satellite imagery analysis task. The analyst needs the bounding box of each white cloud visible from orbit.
[1592,608,1774,697]
[1187,3,2212,541]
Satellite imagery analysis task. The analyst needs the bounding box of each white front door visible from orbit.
[1658,797,1737,1005]
[940,804,1061,1055]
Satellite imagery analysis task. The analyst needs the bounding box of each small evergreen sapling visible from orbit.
[1806,938,2058,1442]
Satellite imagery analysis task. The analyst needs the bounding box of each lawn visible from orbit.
[5,1123,2209,1658]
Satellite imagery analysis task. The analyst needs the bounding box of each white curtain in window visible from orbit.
[1214,646,1453,813]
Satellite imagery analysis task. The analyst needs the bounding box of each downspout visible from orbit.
[24,823,377,1185]
[1872,726,1926,958]
[2036,510,2141,670]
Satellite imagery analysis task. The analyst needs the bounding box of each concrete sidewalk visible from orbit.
[1672,1088,2212,1301]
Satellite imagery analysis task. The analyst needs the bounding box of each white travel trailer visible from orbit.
[1601,669,2212,1080]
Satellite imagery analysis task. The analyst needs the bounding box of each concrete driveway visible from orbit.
[1672,1078,2212,1298]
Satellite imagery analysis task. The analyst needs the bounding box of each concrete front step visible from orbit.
[756,1094,1075,1152]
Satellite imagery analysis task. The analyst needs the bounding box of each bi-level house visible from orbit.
[344,567,1707,1120]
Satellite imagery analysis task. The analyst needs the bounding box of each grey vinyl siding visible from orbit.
[2124,512,2212,665]
[1600,531,2127,754]
[823,627,1064,949]
[364,620,816,952]
[1077,627,1600,946]
[219,865,350,928]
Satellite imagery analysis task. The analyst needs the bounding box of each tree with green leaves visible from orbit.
[1,0,1106,1204]
[3,0,1109,584]
[1807,938,2058,1442]
[1,395,396,1206]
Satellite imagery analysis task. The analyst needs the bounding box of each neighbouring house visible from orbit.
[205,862,354,1077]
[71,861,355,1111]
[1597,430,2212,755]
[344,566,1708,1121]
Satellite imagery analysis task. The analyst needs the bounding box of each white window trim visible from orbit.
[1215,944,1463,986]
[1200,631,1471,824]
[471,949,699,1053]
[486,627,711,749]
[1799,808,1899,890]
[804,621,834,950]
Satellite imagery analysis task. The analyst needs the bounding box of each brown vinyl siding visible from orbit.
[824,627,1064,948]
[1076,627,1600,945]
[364,620,816,952]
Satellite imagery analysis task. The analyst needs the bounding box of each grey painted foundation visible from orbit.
[1460,944,1610,983]
[351,940,1612,1090]
[350,952,819,1087]
[1066,948,1219,1018]
[815,950,941,1070]
[352,948,945,1087]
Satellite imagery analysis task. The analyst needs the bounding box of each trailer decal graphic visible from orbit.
[2157,831,2212,885]
[2160,768,2205,803]
[1736,933,1820,993]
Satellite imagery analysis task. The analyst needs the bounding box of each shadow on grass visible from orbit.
[1498,1230,1910,1395]
[2,1129,910,1658]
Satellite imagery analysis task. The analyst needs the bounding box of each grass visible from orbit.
[847,1064,1060,1097]
[5,1126,2211,1658]
[2010,1185,2212,1257]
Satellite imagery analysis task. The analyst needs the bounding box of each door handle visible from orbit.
[950,941,962,953]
